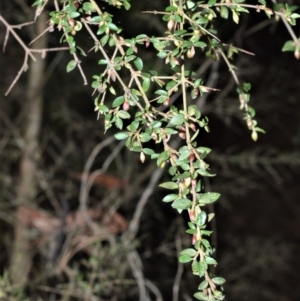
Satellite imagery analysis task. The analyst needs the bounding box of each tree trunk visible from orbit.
[10,12,48,286]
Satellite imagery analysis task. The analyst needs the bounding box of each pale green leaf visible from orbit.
[194,292,209,301]
[171,198,192,210]
[66,60,77,72]
[180,248,197,257]
[112,96,125,107]
[170,114,185,126]
[134,57,143,70]
[179,254,192,263]
[232,10,239,24]
[142,78,150,92]
[159,182,178,189]
[206,256,217,265]
[118,110,131,119]
[198,192,220,204]
[114,132,129,140]
[162,194,178,203]
[195,211,207,227]
[212,277,226,285]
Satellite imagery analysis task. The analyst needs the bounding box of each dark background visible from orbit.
[0,0,300,300]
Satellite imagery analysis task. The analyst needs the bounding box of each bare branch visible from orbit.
[0,15,70,95]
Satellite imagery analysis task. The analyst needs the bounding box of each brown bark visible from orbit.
[10,12,48,286]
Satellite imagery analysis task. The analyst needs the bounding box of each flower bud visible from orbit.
[123,100,130,111]
[151,132,158,141]
[187,46,195,59]
[246,118,253,129]
[192,179,197,188]
[68,18,75,27]
[192,234,197,245]
[163,97,170,106]
[190,123,196,131]
[179,132,186,139]
[251,131,258,141]
[189,210,195,221]
[145,38,150,48]
[194,29,201,36]
[167,18,175,31]
[140,152,145,163]
[184,177,191,187]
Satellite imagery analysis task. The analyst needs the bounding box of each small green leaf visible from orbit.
[198,262,206,277]
[195,211,207,227]
[66,60,77,72]
[188,105,201,119]
[109,86,116,95]
[112,96,125,107]
[140,133,152,142]
[170,114,185,126]
[186,229,196,234]
[69,11,80,18]
[188,222,196,229]
[155,89,168,96]
[208,213,215,222]
[134,57,143,70]
[152,121,162,129]
[115,117,123,129]
[127,120,139,132]
[159,182,178,189]
[90,16,102,23]
[164,128,177,135]
[206,257,217,265]
[194,292,209,301]
[212,277,226,285]
[98,59,108,65]
[180,248,197,257]
[197,147,212,156]
[186,1,196,9]
[198,192,220,204]
[98,104,109,113]
[169,166,177,176]
[172,198,192,210]
[198,280,208,290]
[282,40,296,52]
[114,132,129,140]
[179,255,192,263]
[157,151,170,167]
[207,0,217,7]
[142,148,154,155]
[220,6,229,19]
[166,80,177,90]
[232,10,239,24]
[108,22,118,31]
[197,169,216,177]
[162,194,178,203]
[194,41,207,48]
[118,110,131,119]
[142,78,150,92]
[82,2,96,12]
[123,1,131,10]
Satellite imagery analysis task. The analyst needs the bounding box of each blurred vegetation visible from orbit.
[1,0,300,300]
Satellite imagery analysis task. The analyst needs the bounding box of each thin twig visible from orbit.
[0,15,70,95]
[127,250,149,301]
[49,3,88,85]
[172,232,184,301]
[145,280,163,301]
[127,167,164,238]
[79,137,123,229]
